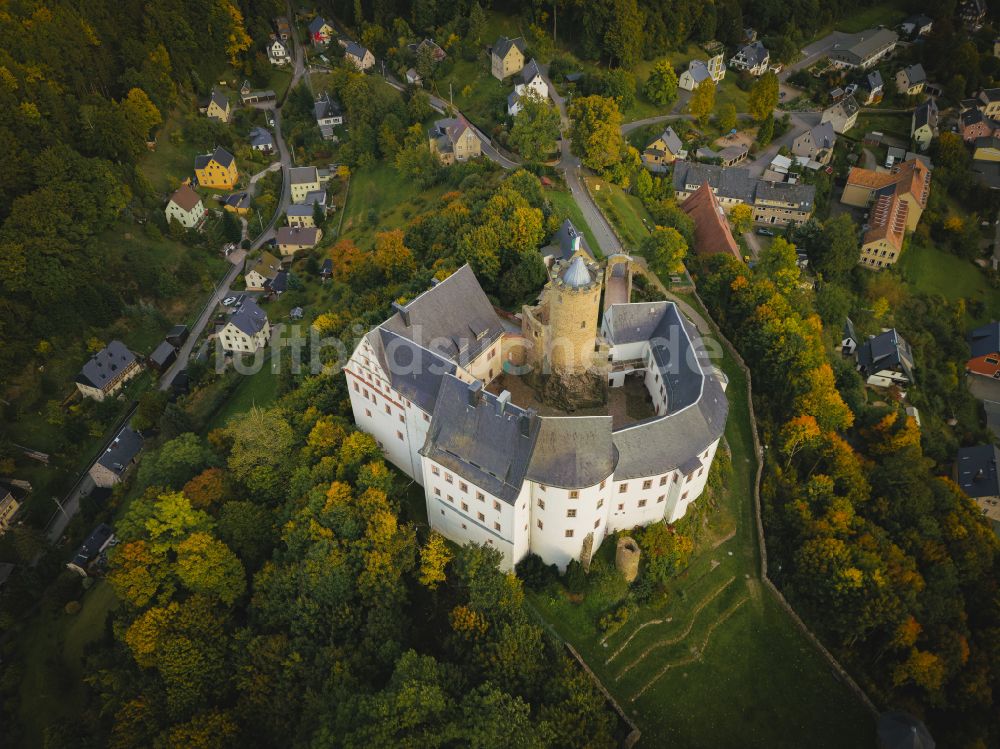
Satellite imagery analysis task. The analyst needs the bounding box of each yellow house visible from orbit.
[973,135,1000,162]
[491,36,526,81]
[428,117,481,165]
[204,89,231,123]
[195,146,238,190]
[642,126,684,171]
[0,488,20,533]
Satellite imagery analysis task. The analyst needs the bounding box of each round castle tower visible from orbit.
[546,255,602,373]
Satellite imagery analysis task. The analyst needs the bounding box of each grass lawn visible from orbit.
[430,55,510,135]
[529,292,877,748]
[820,1,907,35]
[849,112,911,141]
[582,175,653,251]
[897,238,1000,324]
[546,187,603,258]
[141,109,201,195]
[17,580,118,748]
[340,162,447,248]
[204,359,283,431]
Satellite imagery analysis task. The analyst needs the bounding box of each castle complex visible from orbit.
[345,226,729,570]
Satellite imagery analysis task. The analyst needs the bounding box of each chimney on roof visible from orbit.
[467,380,483,406]
[518,410,536,437]
[975,468,985,481]
[497,390,511,414]
[392,301,411,327]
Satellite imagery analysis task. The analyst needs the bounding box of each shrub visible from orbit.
[64,600,82,615]
[599,600,638,634]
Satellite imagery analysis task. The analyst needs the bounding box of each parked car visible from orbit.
[756,227,775,237]
[222,296,238,306]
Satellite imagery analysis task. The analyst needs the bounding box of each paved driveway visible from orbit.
[968,375,1000,440]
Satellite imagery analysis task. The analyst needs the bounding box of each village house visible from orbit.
[164,184,206,229]
[67,523,115,576]
[859,192,908,269]
[975,88,1000,118]
[75,341,141,401]
[249,126,274,153]
[911,100,938,151]
[828,28,898,69]
[428,117,481,165]
[862,70,884,104]
[202,88,231,122]
[961,108,997,143]
[491,36,526,80]
[273,16,291,40]
[409,38,447,62]
[267,36,290,65]
[841,158,931,232]
[696,144,749,167]
[343,41,375,71]
[245,251,282,291]
[406,68,422,86]
[219,298,270,353]
[276,225,322,256]
[729,41,770,76]
[973,135,1000,161]
[960,0,988,28]
[223,191,251,215]
[148,340,177,373]
[856,328,915,387]
[314,93,343,140]
[752,181,815,227]
[895,64,927,95]
[88,426,143,489]
[0,485,22,534]
[955,444,1000,522]
[194,146,238,190]
[642,126,685,172]
[900,15,933,38]
[287,204,318,228]
[679,60,713,91]
[792,122,836,165]
[308,16,333,46]
[967,321,1000,378]
[289,166,321,203]
[520,59,548,99]
[680,183,741,260]
[820,94,860,134]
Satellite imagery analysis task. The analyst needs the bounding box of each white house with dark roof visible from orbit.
[912,100,938,152]
[314,93,343,140]
[520,59,548,99]
[219,299,270,353]
[75,341,142,401]
[346,264,728,570]
[856,328,915,387]
[792,122,836,165]
[729,41,770,76]
[289,166,321,203]
[828,28,898,69]
[821,94,860,134]
[267,36,290,65]
[955,444,1000,522]
[248,127,274,153]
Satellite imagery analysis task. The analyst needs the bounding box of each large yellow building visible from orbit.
[194,146,238,190]
[840,159,930,232]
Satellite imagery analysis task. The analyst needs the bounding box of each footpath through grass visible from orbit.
[529,292,876,747]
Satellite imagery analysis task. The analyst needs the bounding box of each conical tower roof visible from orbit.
[562,256,591,287]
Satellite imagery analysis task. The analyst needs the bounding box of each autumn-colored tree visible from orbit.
[778,414,822,466]
[306,417,347,457]
[748,71,779,121]
[373,229,416,280]
[643,59,679,106]
[729,203,753,235]
[641,226,688,276]
[687,80,716,124]
[175,532,246,604]
[107,539,169,608]
[182,467,227,509]
[418,531,453,590]
[794,363,854,432]
[219,0,252,65]
[568,95,625,170]
[331,238,368,284]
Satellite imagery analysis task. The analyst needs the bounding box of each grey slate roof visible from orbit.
[194,146,235,170]
[229,298,268,335]
[808,121,836,150]
[527,416,616,488]
[369,328,457,413]
[545,218,591,261]
[209,88,228,111]
[314,95,343,121]
[955,444,1000,498]
[611,309,728,480]
[149,340,176,368]
[493,36,526,60]
[97,426,143,473]
[857,328,915,382]
[421,375,539,503]
[913,100,938,130]
[834,28,898,63]
[736,41,768,67]
[867,70,884,90]
[686,60,712,84]
[71,523,114,569]
[672,161,756,203]
[289,166,319,185]
[844,317,858,344]
[656,126,683,154]
[968,321,1000,358]
[521,59,542,83]
[76,341,137,389]
[276,226,320,246]
[344,41,370,60]
[755,180,816,210]
[308,16,328,35]
[901,63,926,86]
[381,265,504,366]
[962,107,988,128]
[286,204,315,217]
[249,127,274,149]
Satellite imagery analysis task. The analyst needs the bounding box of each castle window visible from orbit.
[567,509,577,518]
[597,498,604,509]
[461,502,468,511]
[638,499,647,508]
[619,483,628,493]
[569,490,579,499]
[445,473,453,484]
[594,519,601,529]
[398,414,404,423]
[432,466,439,476]
[537,520,543,529]
[681,491,689,500]
[540,484,546,492]
[494,522,501,531]
[600,480,606,490]
[642,480,652,490]
[365,409,371,418]
[477,491,485,501]
[396,431,404,441]
[353,382,359,392]
[385,404,391,415]
[565,529,574,538]
[660,476,667,486]
[477,512,485,521]
[657,495,665,503]
[493,500,501,511]
[617,503,624,511]
[423,413,430,422]
[538,499,545,510]
[460,482,468,492]
[434,488,441,496]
